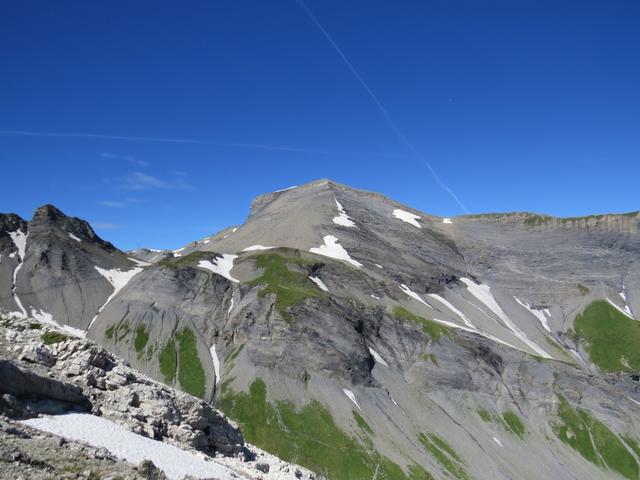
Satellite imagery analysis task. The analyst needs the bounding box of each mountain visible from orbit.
[2,179,640,480]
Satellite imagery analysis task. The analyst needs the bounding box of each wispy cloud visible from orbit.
[92,222,120,229]
[99,200,128,208]
[0,130,403,158]
[121,172,193,191]
[101,152,148,167]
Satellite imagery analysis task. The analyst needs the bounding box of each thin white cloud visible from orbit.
[92,222,120,229]
[99,200,128,208]
[121,172,193,191]
[0,130,403,158]
[101,152,148,167]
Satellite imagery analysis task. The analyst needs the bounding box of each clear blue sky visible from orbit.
[1,1,638,250]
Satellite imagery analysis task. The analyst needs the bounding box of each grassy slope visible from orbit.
[219,379,432,480]
[246,251,328,321]
[392,306,452,341]
[553,396,638,479]
[159,338,177,384]
[574,300,640,372]
[176,328,205,398]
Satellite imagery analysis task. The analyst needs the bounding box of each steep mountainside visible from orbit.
[2,179,640,480]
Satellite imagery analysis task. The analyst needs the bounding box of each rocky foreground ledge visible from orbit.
[0,314,315,480]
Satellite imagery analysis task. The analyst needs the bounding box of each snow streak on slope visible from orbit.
[607,298,635,320]
[198,255,240,283]
[399,284,432,309]
[89,265,144,330]
[30,307,85,337]
[343,389,361,410]
[242,245,275,251]
[22,414,235,480]
[460,278,552,359]
[67,232,81,242]
[332,198,356,227]
[513,297,552,332]
[309,276,329,292]
[428,293,475,328]
[310,235,362,267]
[9,229,27,316]
[210,344,221,385]
[392,209,421,228]
[368,347,389,367]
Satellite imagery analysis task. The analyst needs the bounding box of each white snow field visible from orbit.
[30,308,85,337]
[461,278,552,359]
[399,284,432,309]
[513,297,552,332]
[308,276,329,292]
[442,218,453,224]
[343,388,361,410]
[392,209,421,228]
[332,199,356,227]
[21,414,236,480]
[242,244,275,251]
[428,293,476,328]
[197,254,239,283]
[210,344,221,385]
[89,265,143,330]
[309,235,362,267]
[368,347,389,367]
[9,229,28,316]
[67,232,82,242]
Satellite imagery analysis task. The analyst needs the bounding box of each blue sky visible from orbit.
[1,1,638,250]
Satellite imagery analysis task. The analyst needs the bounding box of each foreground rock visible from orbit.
[0,314,315,480]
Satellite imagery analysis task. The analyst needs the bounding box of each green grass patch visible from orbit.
[478,408,494,423]
[105,324,115,340]
[393,306,452,341]
[226,343,245,363]
[41,331,70,345]
[574,300,640,372]
[176,328,205,398]
[576,283,590,295]
[28,322,42,330]
[623,436,640,458]
[159,338,177,384]
[157,251,211,268]
[417,432,469,480]
[523,214,553,227]
[408,464,435,480]
[247,251,328,321]
[220,379,413,480]
[352,410,374,435]
[134,325,150,354]
[502,410,526,438]
[553,396,638,479]
[420,353,438,365]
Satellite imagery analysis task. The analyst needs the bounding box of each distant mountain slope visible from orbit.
[2,179,639,480]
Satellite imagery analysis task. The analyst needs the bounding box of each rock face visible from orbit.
[2,180,640,480]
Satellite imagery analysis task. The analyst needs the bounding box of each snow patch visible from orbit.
[460,278,552,359]
[370,294,381,300]
[374,263,383,269]
[67,233,81,242]
[89,265,143,330]
[343,389,361,410]
[197,255,239,283]
[513,297,552,332]
[399,284,432,309]
[9,230,28,316]
[227,295,235,314]
[309,276,329,292]
[607,298,635,320]
[493,436,503,447]
[393,209,421,228]
[332,198,356,227]
[428,293,475,328]
[30,308,85,338]
[128,257,151,267]
[21,414,235,480]
[242,245,275,251]
[442,218,452,224]
[310,235,362,268]
[210,344,221,385]
[368,347,389,367]
[172,247,185,253]
[275,185,298,192]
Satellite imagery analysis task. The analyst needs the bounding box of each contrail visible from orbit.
[295,0,469,213]
[0,130,402,158]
